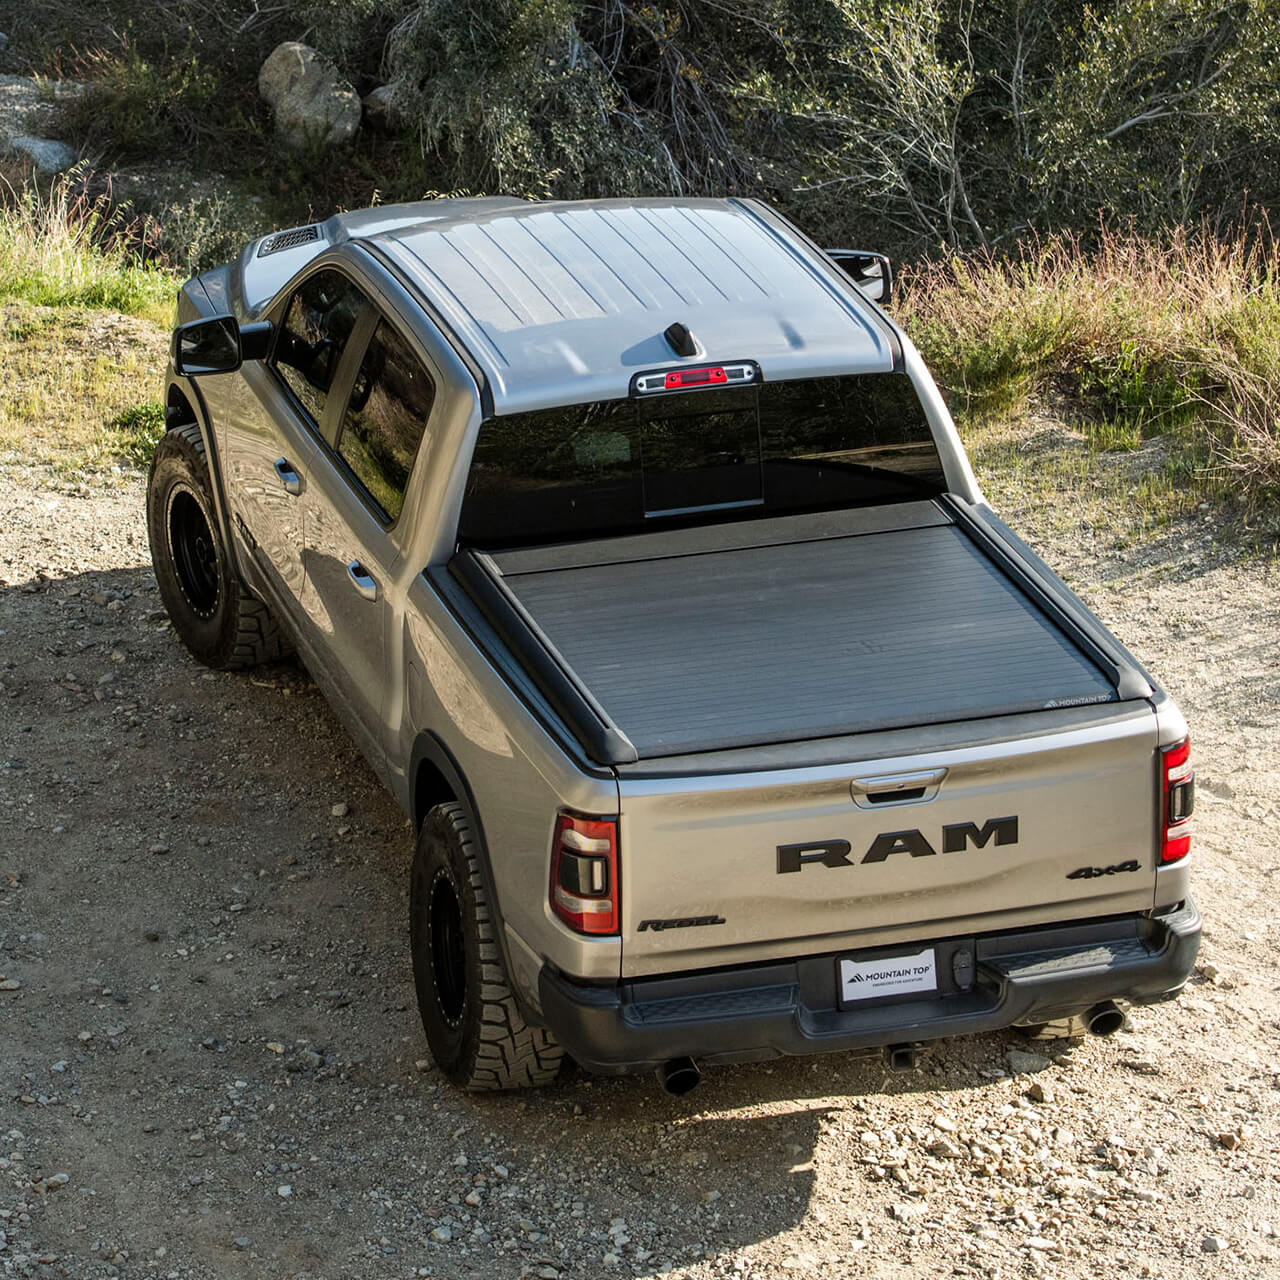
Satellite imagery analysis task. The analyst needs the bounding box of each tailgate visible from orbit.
[617,706,1160,977]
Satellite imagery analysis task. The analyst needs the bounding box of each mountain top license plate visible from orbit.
[838,946,938,1006]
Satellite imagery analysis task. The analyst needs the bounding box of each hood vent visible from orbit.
[258,225,321,257]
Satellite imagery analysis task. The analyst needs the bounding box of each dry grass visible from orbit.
[0,174,175,323]
[900,228,1280,497]
[0,300,167,474]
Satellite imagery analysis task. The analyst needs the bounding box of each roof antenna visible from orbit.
[663,322,698,358]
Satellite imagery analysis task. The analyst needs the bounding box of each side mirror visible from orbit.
[173,316,274,376]
[826,250,893,305]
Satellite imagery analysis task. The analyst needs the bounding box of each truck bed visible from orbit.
[446,500,1132,762]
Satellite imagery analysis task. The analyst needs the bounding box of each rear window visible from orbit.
[459,374,946,548]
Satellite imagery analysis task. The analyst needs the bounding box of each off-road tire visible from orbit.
[410,802,564,1091]
[146,424,290,670]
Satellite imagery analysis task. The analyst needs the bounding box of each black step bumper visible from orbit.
[538,899,1201,1074]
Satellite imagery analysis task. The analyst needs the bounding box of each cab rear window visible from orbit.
[459,374,946,548]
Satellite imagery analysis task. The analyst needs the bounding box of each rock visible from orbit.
[1028,1081,1055,1104]
[258,43,360,152]
[233,1237,251,1250]
[148,843,170,855]
[429,1226,452,1243]
[45,1173,70,1190]
[0,979,20,992]
[889,1202,924,1220]
[1217,1131,1244,1151]
[362,84,397,128]
[1201,1236,1228,1253]
[276,1184,292,1198]
[928,1137,961,1159]
[8,136,78,173]
[537,1269,559,1280]
[330,802,349,818]
[1006,1048,1051,1075]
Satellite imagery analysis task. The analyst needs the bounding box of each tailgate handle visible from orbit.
[850,769,946,809]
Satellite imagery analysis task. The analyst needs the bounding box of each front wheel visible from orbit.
[410,803,563,1090]
[146,424,289,670]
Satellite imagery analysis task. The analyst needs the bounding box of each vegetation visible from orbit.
[0,178,170,472]
[2,4,1279,514]
[901,229,1280,496]
[0,176,173,322]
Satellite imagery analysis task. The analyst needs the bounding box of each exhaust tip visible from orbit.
[656,1056,701,1095]
[1085,1000,1125,1037]
[885,1043,918,1072]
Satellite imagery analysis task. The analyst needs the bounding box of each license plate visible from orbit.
[838,947,937,1004]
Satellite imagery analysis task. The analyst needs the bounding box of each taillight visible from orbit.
[550,813,619,935]
[1161,737,1194,864]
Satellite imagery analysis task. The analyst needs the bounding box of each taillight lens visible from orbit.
[550,813,619,935]
[1161,737,1194,864]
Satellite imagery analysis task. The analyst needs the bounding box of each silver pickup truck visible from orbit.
[147,197,1199,1094]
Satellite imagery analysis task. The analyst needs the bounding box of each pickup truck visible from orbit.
[147,196,1199,1093]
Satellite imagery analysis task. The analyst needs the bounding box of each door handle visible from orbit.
[850,768,946,808]
[274,457,302,496]
[346,560,378,601]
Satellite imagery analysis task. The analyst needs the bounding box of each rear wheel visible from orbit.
[146,424,290,669]
[410,802,563,1090]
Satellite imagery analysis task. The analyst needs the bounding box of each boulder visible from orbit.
[9,135,78,174]
[258,42,360,152]
[361,84,398,130]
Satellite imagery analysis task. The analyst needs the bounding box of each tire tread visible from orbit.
[417,803,563,1092]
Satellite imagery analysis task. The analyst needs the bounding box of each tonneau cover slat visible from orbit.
[488,521,1117,759]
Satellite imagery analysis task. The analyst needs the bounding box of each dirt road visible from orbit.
[1,461,1277,1280]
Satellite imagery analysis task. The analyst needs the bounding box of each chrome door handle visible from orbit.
[274,457,302,496]
[346,560,378,601]
[850,768,946,808]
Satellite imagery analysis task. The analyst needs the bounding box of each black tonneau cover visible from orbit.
[440,501,1143,764]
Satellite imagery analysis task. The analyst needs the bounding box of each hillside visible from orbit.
[5,1,1280,274]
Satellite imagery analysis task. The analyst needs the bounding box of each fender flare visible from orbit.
[165,371,243,580]
[409,731,539,1023]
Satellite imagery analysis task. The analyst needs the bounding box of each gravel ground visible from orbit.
[1,459,1277,1280]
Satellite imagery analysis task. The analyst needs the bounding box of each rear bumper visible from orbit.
[538,899,1201,1074]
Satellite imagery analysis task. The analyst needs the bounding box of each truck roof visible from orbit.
[328,197,898,414]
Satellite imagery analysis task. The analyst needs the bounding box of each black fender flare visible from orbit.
[164,371,243,581]
[408,731,540,1023]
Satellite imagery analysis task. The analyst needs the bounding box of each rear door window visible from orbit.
[272,270,367,427]
[335,320,435,522]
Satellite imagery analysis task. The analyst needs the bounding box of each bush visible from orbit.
[900,228,1280,492]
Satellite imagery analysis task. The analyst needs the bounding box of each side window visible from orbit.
[336,320,435,522]
[273,270,366,426]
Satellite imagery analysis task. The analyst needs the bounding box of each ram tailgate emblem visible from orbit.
[777,817,1018,873]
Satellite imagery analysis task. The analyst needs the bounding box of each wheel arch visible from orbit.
[409,732,539,1023]
[162,373,241,578]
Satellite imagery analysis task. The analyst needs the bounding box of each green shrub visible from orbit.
[57,47,223,161]
[105,401,166,467]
